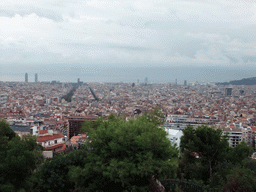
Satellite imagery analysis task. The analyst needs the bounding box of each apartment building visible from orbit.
[0,93,8,104]
[164,114,217,130]
[242,128,256,147]
[222,127,243,147]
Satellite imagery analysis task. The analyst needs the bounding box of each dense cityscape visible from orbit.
[1,73,256,150]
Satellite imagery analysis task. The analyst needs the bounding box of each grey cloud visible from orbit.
[242,56,256,63]
[31,8,63,21]
[0,7,63,21]
[223,54,240,64]
[0,0,256,67]
[171,40,205,58]
[108,44,155,51]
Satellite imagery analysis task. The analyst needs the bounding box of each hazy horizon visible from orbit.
[1,65,256,84]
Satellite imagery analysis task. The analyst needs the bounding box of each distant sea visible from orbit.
[1,64,256,84]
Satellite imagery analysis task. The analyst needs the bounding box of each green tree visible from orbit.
[144,105,165,126]
[209,144,254,190]
[70,115,178,192]
[37,149,88,192]
[0,119,16,140]
[222,165,256,192]
[0,119,44,192]
[227,141,253,165]
[108,113,117,121]
[179,125,230,183]
[80,116,105,135]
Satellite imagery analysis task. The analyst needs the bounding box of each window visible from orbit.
[55,140,57,144]
[48,142,50,145]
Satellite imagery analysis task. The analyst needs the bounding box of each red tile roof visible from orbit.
[70,134,87,145]
[37,134,64,142]
[44,143,65,150]
[229,125,235,129]
[39,130,48,134]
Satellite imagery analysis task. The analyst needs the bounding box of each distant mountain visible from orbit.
[217,77,256,85]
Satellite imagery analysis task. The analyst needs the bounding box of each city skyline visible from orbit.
[2,65,256,84]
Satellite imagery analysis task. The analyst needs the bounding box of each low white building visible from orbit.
[30,126,39,136]
[36,131,65,152]
[165,128,183,148]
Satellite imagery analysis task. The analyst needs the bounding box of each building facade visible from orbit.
[25,73,28,83]
[225,88,232,96]
[37,132,65,152]
[0,93,8,104]
[164,114,217,130]
[222,128,243,147]
[165,128,183,148]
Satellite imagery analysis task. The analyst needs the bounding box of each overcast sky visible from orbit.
[0,0,256,68]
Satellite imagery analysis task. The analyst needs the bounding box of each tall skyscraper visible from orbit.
[175,79,177,85]
[35,73,38,83]
[145,77,148,85]
[225,88,232,96]
[184,80,187,86]
[25,73,28,83]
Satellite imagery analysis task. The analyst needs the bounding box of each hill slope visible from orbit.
[217,77,256,85]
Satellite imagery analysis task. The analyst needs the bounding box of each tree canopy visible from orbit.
[37,149,88,192]
[71,114,178,191]
[143,105,165,126]
[179,125,254,186]
[0,119,44,192]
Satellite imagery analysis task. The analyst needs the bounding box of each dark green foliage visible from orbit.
[71,114,178,192]
[0,183,16,192]
[159,179,209,192]
[222,166,256,192]
[179,125,256,191]
[0,119,44,192]
[37,149,87,192]
[243,158,256,172]
[226,141,253,165]
[210,159,256,191]
[179,125,230,183]
[0,119,16,141]
[209,161,236,190]
[80,116,105,135]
